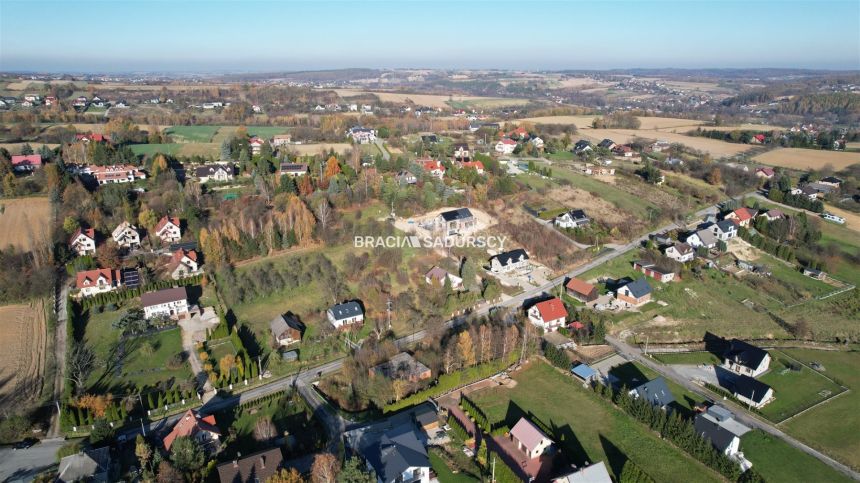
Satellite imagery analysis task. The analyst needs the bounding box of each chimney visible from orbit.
[231,460,238,468]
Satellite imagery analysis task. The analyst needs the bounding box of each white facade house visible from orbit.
[347,127,377,144]
[712,221,737,241]
[155,216,182,243]
[723,339,771,378]
[327,301,364,329]
[554,209,590,229]
[495,138,517,154]
[694,406,750,460]
[526,297,567,332]
[490,249,530,273]
[111,221,140,249]
[664,242,695,263]
[76,268,121,298]
[510,418,553,460]
[141,287,189,320]
[194,164,234,183]
[70,228,97,256]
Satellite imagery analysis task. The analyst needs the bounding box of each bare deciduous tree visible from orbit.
[68,344,97,395]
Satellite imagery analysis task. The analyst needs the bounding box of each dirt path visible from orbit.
[48,279,70,438]
[177,309,220,393]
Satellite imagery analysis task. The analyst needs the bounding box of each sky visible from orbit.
[1,0,859,73]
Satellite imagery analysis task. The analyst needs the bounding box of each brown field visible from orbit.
[845,142,860,151]
[0,142,60,153]
[753,148,860,170]
[582,128,753,157]
[0,197,52,251]
[556,78,614,89]
[515,115,705,131]
[683,123,786,132]
[0,301,48,405]
[822,205,860,233]
[283,143,353,155]
[329,89,527,109]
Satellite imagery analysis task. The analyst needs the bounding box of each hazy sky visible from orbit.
[1,0,859,72]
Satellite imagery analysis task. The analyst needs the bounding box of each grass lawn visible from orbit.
[757,351,844,422]
[542,164,655,219]
[651,352,721,366]
[129,143,183,156]
[780,348,860,468]
[429,449,480,483]
[741,430,853,483]
[608,361,707,415]
[164,125,220,143]
[545,151,576,161]
[469,361,722,483]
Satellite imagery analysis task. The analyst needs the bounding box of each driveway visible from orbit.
[0,439,64,482]
[177,307,219,393]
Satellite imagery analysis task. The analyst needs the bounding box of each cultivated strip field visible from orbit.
[752,148,860,170]
[329,89,527,109]
[515,115,706,130]
[0,301,48,406]
[582,128,753,157]
[0,196,51,251]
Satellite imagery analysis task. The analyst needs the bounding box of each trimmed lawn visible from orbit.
[757,351,844,422]
[652,352,721,366]
[130,143,183,156]
[164,125,220,143]
[429,449,480,483]
[542,164,655,219]
[780,348,860,469]
[741,430,852,483]
[608,362,707,415]
[469,362,722,483]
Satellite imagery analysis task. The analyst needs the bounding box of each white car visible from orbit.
[822,213,845,224]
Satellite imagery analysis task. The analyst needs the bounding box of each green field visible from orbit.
[541,164,656,219]
[757,351,845,422]
[741,430,853,483]
[129,143,184,156]
[469,362,722,482]
[165,125,221,143]
[780,348,860,469]
[429,449,480,483]
[651,351,722,365]
[608,361,707,415]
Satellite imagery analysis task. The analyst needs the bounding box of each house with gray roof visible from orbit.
[694,406,750,458]
[730,375,774,409]
[490,248,530,273]
[327,301,364,329]
[723,339,771,377]
[629,377,675,409]
[362,423,430,483]
[615,277,652,306]
[712,220,738,241]
[269,314,304,347]
[553,461,613,483]
[435,208,477,237]
[58,447,111,483]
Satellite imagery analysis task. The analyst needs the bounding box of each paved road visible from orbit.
[605,335,860,481]
[374,139,390,161]
[0,439,65,482]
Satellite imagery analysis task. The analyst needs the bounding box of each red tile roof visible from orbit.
[69,227,95,245]
[565,277,596,297]
[155,216,180,233]
[569,321,585,330]
[459,161,484,171]
[163,410,220,450]
[172,248,198,263]
[10,154,42,167]
[75,268,119,289]
[732,207,756,222]
[534,297,567,322]
[422,159,445,172]
[498,138,517,145]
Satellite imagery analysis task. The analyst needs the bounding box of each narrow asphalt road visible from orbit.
[0,439,65,482]
[374,139,390,161]
[605,335,860,481]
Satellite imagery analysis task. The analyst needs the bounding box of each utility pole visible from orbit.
[257,356,263,380]
[140,418,146,436]
[491,456,496,483]
[386,297,393,331]
[644,336,649,356]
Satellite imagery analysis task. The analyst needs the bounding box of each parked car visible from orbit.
[13,438,37,450]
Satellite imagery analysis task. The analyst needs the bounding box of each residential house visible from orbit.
[435,208,476,237]
[615,277,652,306]
[362,424,430,483]
[612,144,634,157]
[629,377,675,409]
[633,260,676,283]
[57,447,110,483]
[554,209,590,229]
[327,301,364,329]
[712,220,738,241]
[70,228,97,256]
[754,167,775,179]
[573,140,593,154]
[76,133,109,143]
[249,137,264,155]
[648,140,671,153]
[751,134,766,144]
[163,409,220,451]
[723,339,771,377]
[565,277,598,303]
[44,96,57,106]
[507,126,529,139]
[803,267,826,280]
[457,160,485,174]
[420,134,438,144]
[452,142,470,160]
[112,221,140,249]
[216,448,284,483]
[424,266,463,290]
[510,418,553,460]
[279,163,309,177]
[530,136,545,149]
[583,164,615,176]
[269,314,304,347]
[421,159,446,179]
[141,286,189,320]
[168,248,201,280]
[371,352,432,382]
[685,229,718,250]
[271,134,292,147]
[819,176,843,188]
[553,462,613,483]
[694,406,750,458]
[155,216,182,243]
[88,164,147,185]
[597,138,616,150]
[731,375,774,409]
[664,242,695,263]
[76,268,122,298]
[347,126,377,144]
[396,170,418,185]
[527,297,567,332]
[24,94,41,103]
[725,208,757,228]
[495,137,517,154]
[489,248,530,273]
[757,209,786,222]
[10,154,42,172]
[195,164,234,183]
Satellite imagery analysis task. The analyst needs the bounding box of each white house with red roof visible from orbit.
[70,228,96,256]
[527,297,567,332]
[758,209,786,222]
[755,167,775,179]
[457,160,484,174]
[111,221,140,249]
[75,133,109,143]
[154,216,182,243]
[87,164,146,185]
[163,410,220,451]
[168,248,201,280]
[76,268,122,298]
[421,159,446,180]
[510,417,553,460]
[10,154,42,172]
[725,207,757,228]
[249,136,265,155]
[495,138,517,154]
[612,145,634,157]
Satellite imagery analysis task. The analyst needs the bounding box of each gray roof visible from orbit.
[621,277,651,298]
[141,286,187,307]
[695,412,740,453]
[58,447,110,483]
[216,447,284,483]
[363,424,429,483]
[269,314,303,338]
[556,461,613,483]
[732,375,771,403]
[716,220,737,233]
[492,248,529,265]
[329,301,363,321]
[724,339,768,371]
[439,208,474,222]
[695,228,718,246]
[195,164,232,178]
[632,377,675,408]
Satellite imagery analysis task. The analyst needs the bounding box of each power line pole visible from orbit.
[386,297,393,331]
